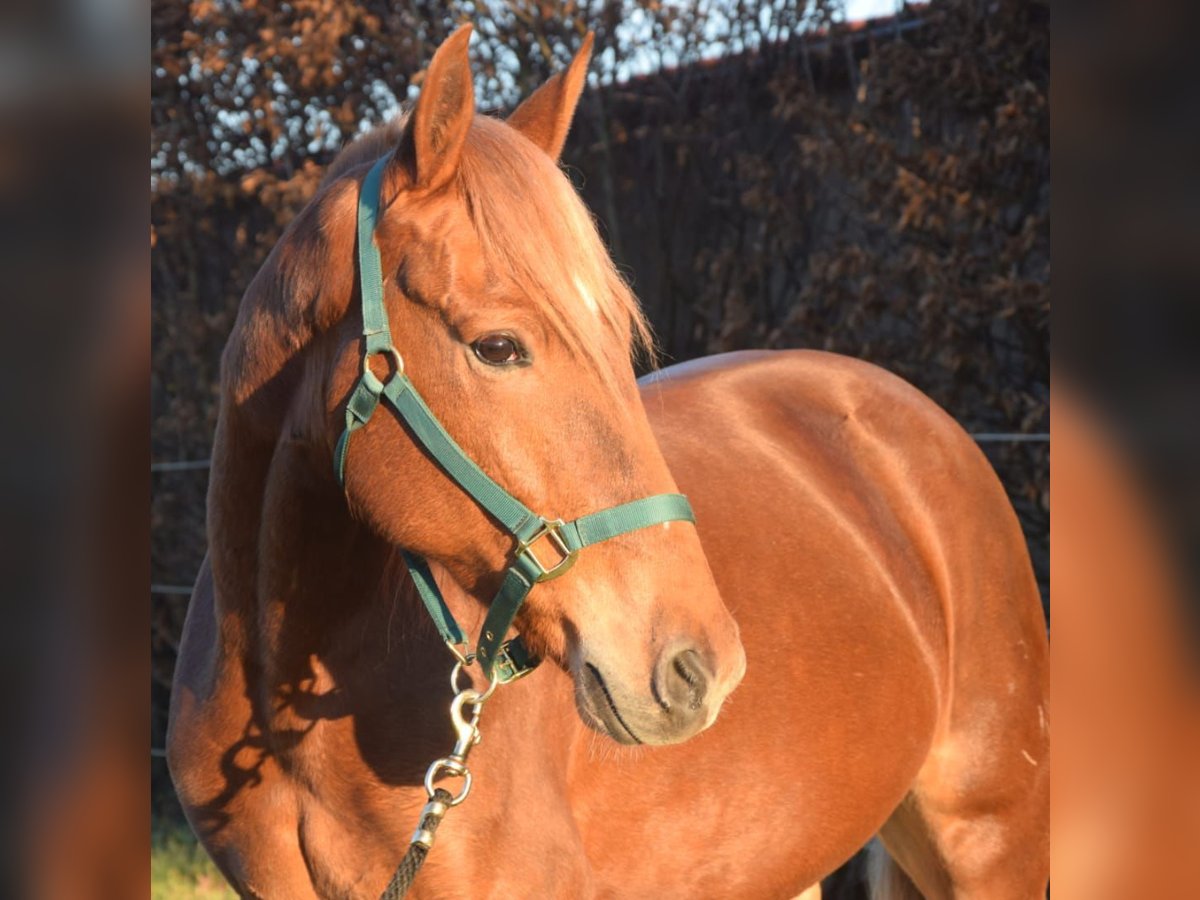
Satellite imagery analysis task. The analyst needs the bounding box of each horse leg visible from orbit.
[864,835,922,900]
[868,592,1049,899]
[869,706,1050,899]
[867,801,948,900]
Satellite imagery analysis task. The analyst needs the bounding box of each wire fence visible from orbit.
[150,459,214,472]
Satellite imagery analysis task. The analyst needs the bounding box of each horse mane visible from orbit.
[321,119,405,187]
[325,114,655,378]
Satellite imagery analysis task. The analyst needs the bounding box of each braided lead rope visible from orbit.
[378,788,455,899]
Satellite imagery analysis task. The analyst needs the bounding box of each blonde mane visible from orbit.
[325,114,655,378]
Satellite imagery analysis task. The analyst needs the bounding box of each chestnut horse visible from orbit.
[168,27,1049,899]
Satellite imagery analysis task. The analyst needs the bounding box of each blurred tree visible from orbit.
[151,0,847,181]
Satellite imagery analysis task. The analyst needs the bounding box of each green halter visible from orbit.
[334,157,695,682]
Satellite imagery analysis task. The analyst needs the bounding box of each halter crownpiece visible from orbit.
[334,156,696,682]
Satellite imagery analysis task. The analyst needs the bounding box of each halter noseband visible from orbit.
[334,157,695,682]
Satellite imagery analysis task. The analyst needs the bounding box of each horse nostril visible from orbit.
[662,648,709,714]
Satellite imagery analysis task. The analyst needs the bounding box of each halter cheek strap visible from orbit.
[335,157,695,682]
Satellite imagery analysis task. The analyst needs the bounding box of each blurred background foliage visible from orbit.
[151,0,1048,885]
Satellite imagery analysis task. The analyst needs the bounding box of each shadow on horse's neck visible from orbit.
[246,431,496,788]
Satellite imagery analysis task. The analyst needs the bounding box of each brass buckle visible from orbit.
[516,518,578,582]
[491,638,539,684]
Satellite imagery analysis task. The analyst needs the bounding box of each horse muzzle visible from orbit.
[576,644,738,745]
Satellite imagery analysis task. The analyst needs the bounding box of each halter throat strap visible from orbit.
[334,157,695,681]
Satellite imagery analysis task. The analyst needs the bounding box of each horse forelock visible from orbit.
[453,116,655,377]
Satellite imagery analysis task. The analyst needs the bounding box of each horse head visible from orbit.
[219,26,745,746]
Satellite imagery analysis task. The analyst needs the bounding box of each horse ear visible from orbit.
[507,32,594,161]
[396,25,475,191]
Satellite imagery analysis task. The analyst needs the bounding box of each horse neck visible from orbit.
[208,406,462,755]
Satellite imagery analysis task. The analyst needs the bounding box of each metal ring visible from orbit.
[362,346,404,377]
[450,661,469,695]
[460,683,492,709]
[450,662,499,703]
[424,758,472,806]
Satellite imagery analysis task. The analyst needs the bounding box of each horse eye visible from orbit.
[472,334,523,366]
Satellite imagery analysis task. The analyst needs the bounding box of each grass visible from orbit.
[151,820,236,900]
